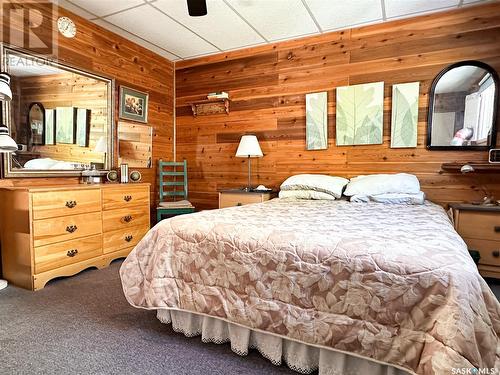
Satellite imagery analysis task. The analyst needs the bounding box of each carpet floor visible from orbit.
[1,261,499,375]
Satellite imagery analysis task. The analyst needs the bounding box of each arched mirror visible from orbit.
[427,61,498,150]
[28,102,45,148]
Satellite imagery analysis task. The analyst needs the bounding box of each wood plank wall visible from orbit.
[0,1,173,208]
[175,3,500,210]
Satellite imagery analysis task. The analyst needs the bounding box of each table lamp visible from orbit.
[235,135,263,191]
[0,72,17,291]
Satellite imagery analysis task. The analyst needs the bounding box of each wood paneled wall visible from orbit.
[0,1,174,208]
[176,3,500,210]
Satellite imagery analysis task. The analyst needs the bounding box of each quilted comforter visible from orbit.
[120,199,500,374]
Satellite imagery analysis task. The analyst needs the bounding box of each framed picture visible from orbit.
[119,86,148,123]
[45,109,56,145]
[76,108,91,147]
[306,92,328,150]
[391,82,419,148]
[336,82,384,146]
[56,107,77,144]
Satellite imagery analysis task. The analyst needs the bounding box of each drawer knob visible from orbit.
[65,200,77,208]
[124,195,132,202]
[66,249,78,257]
[236,202,242,206]
[493,250,500,258]
[123,215,133,223]
[66,225,78,233]
[125,235,133,242]
[494,226,500,233]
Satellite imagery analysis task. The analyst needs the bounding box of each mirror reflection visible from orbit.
[4,48,112,175]
[428,62,498,149]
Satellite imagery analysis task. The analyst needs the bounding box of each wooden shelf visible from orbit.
[189,98,230,116]
[441,162,500,173]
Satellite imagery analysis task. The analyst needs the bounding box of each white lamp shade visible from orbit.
[0,125,17,152]
[235,135,263,158]
[0,73,12,101]
[94,136,107,153]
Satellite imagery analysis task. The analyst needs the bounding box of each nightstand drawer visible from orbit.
[219,192,264,208]
[457,211,500,241]
[463,238,500,266]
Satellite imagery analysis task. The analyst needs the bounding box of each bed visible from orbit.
[120,198,500,374]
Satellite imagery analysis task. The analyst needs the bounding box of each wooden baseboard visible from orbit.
[478,264,500,280]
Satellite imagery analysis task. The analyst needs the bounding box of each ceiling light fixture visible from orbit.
[187,0,207,16]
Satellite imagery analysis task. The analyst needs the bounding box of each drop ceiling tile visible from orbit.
[104,5,218,57]
[227,0,319,41]
[51,0,97,19]
[68,0,145,17]
[385,0,459,18]
[153,0,265,50]
[305,0,383,31]
[91,19,179,60]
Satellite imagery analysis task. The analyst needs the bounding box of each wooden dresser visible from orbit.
[0,183,150,290]
[451,204,500,279]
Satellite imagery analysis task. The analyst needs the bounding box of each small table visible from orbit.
[218,189,277,209]
[450,203,500,279]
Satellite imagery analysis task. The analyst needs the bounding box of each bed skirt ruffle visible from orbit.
[156,309,411,375]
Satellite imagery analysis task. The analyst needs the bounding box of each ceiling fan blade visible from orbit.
[187,0,207,16]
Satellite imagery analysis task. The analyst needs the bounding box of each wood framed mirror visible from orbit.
[1,45,114,177]
[427,60,498,150]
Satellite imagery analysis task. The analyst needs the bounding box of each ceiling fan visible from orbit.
[187,0,207,16]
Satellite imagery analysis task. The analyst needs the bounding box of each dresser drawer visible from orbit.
[32,189,101,220]
[103,225,149,254]
[219,192,264,208]
[463,237,500,267]
[102,206,150,232]
[457,211,500,241]
[33,212,102,247]
[102,186,149,211]
[34,234,102,274]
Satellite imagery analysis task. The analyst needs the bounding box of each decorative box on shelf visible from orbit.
[189,98,230,116]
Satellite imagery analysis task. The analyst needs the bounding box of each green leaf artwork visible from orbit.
[391,82,419,148]
[336,82,384,146]
[306,91,328,150]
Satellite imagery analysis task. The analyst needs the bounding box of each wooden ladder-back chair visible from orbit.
[156,160,195,223]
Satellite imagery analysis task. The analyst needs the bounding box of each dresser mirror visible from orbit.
[427,61,498,150]
[1,46,114,177]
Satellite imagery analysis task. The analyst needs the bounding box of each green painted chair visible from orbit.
[156,160,195,223]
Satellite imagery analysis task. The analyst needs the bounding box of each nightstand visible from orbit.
[450,204,500,279]
[218,189,276,209]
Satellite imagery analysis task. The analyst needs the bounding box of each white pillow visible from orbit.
[350,192,425,205]
[279,190,337,200]
[344,173,420,196]
[280,174,348,198]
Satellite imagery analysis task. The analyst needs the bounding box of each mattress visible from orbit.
[120,199,500,374]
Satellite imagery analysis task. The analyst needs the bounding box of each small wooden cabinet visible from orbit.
[219,189,276,209]
[0,183,150,290]
[451,204,500,279]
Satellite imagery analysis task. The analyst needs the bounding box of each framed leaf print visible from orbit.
[56,107,76,144]
[45,109,55,145]
[391,82,419,148]
[336,82,384,146]
[76,108,91,147]
[306,91,328,150]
